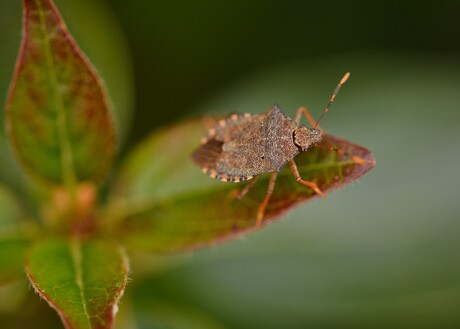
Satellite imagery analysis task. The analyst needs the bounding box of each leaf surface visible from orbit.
[6,0,116,186]
[108,118,375,253]
[26,239,129,329]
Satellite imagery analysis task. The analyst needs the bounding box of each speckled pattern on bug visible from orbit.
[192,73,351,227]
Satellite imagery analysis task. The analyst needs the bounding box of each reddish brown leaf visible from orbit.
[6,0,116,186]
[108,118,375,253]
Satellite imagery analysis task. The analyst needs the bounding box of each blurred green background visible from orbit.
[1,0,460,328]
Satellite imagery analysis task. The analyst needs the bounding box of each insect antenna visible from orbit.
[314,72,350,128]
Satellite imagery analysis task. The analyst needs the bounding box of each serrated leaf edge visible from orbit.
[25,239,129,329]
[6,0,117,187]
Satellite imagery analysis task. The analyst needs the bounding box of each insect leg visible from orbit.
[237,175,260,200]
[289,160,326,197]
[256,172,278,228]
[294,106,320,128]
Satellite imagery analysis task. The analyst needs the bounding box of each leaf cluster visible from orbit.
[0,1,375,328]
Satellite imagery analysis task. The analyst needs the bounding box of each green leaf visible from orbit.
[26,238,129,329]
[108,118,375,253]
[6,0,116,186]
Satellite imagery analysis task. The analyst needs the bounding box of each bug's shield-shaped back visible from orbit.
[192,106,300,179]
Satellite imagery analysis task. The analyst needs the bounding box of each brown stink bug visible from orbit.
[192,73,350,227]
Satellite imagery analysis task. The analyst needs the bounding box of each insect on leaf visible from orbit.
[108,118,375,253]
[26,238,129,329]
[6,0,116,186]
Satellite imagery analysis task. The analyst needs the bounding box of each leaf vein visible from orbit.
[70,239,92,329]
[35,0,76,189]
